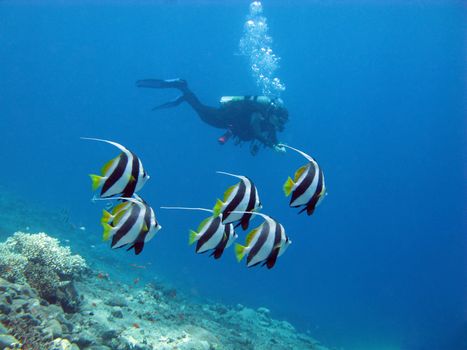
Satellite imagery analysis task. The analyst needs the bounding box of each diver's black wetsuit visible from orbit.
[136,79,286,154]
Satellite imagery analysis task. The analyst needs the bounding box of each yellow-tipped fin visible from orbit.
[223,184,237,202]
[294,164,309,182]
[197,217,211,232]
[112,201,130,214]
[212,199,224,216]
[101,155,119,176]
[235,244,247,262]
[246,227,260,246]
[89,174,104,191]
[189,230,198,245]
[102,222,113,241]
[101,209,113,224]
[283,176,295,197]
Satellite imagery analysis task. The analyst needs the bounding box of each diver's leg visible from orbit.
[136,78,190,110]
[176,88,228,129]
[137,78,227,129]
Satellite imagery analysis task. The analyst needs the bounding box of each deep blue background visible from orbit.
[0,1,465,349]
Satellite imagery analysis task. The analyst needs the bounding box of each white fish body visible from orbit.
[192,215,226,254]
[214,172,261,226]
[82,137,149,198]
[246,217,277,267]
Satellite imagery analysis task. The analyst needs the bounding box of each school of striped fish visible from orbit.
[82,137,326,269]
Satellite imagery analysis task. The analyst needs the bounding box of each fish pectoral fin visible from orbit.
[283,176,295,197]
[189,230,198,245]
[234,244,247,262]
[102,222,113,241]
[89,174,105,191]
[212,198,224,216]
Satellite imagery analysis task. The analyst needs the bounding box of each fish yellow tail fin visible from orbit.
[235,244,247,262]
[212,199,224,216]
[283,177,295,197]
[89,174,104,191]
[102,222,113,241]
[101,209,112,224]
[189,230,198,245]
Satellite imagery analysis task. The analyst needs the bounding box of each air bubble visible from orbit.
[239,1,285,97]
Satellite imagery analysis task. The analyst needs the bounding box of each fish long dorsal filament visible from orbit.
[231,210,271,222]
[278,144,315,163]
[160,206,214,214]
[216,171,246,180]
[80,137,129,153]
[93,196,141,204]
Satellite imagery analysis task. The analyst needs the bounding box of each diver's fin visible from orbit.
[152,95,185,110]
[136,78,187,90]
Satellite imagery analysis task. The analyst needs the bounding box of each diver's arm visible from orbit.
[250,113,285,153]
[250,113,276,147]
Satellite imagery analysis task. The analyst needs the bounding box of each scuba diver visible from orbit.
[136,79,288,155]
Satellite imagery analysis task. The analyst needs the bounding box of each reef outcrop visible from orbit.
[0,232,88,313]
[0,232,330,350]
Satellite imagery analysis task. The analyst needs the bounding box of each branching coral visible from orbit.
[0,232,88,311]
[2,232,87,279]
[0,244,27,283]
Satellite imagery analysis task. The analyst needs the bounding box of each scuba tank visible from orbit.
[220,96,272,106]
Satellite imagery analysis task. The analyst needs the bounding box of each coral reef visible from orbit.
[0,232,88,312]
[0,231,331,350]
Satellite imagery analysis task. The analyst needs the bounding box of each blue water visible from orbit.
[0,1,465,349]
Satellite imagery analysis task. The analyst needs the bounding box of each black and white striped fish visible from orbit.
[213,171,261,229]
[101,197,161,255]
[211,223,237,259]
[235,212,291,269]
[82,137,149,198]
[281,144,326,216]
[160,207,237,258]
